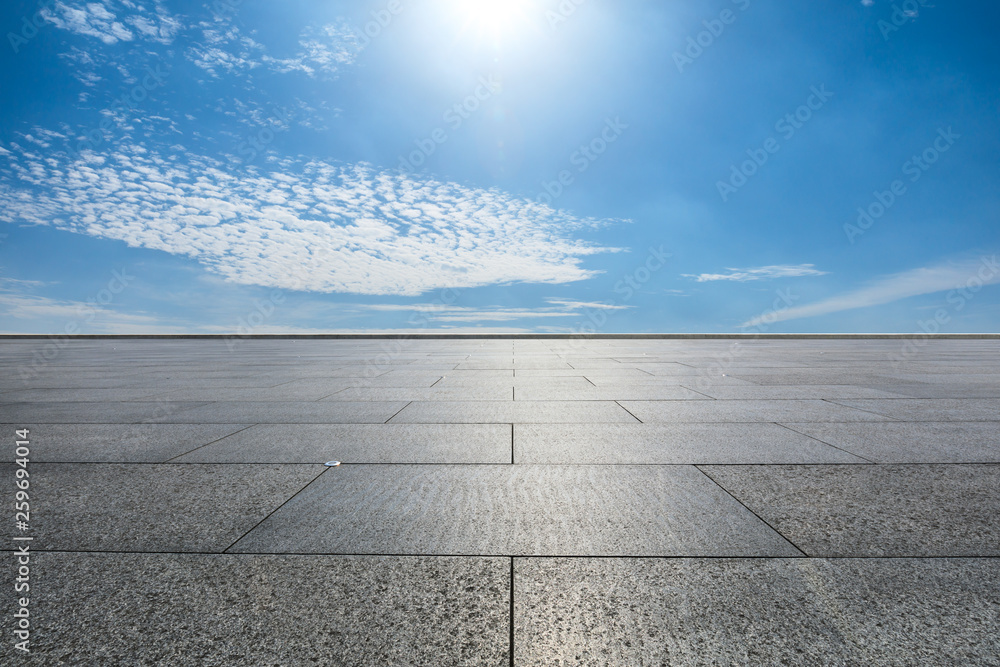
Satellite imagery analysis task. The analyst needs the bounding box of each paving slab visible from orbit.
[323,386,513,401]
[700,464,1000,556]
[230,464,801,556]
[514,424,867,464]
[593,375,759,388]
[694,385,909,399]
[829,398,1000,421]
[0,401,209,423]
[728,373,908,386]
[0,387,175,403]
[435,375,592,388]
[157,386,348,401]
[6,553,508,666]
[158,400,410,424]
[387,401,640,423]
[175,423,512,463]
[0,423,251,462]
[619,399,896,423]
[513,385,709,401]
[512,368,654,377]
[514,557,1000,666]
[783,422,1000,463]
[8,463,323,552]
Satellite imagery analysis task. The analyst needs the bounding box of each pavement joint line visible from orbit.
[678,384,717,400]
[313,387,349,400]
[20,461,1000,467]
[221,464,332,555]
[614,400,644,423]
[510,423,515,465]
[383,401,413,423]
[509,557,515,667]
[693,464,810,558]
[771,422,878,464]
[820,397,906,420]
[162,424,259,462]
[6,549,1000,559]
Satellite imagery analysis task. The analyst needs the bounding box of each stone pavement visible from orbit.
[1,337,998,665]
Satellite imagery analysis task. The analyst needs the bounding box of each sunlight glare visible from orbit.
[450,0,536,40]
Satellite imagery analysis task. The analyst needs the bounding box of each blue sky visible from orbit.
[1,0,998,333]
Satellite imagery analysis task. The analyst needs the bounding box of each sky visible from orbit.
[1,0,998,334]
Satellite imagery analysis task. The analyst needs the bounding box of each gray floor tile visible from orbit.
[435,376,592,388]
[284,375,444,388]
[592,375,759,388]
[515,557,1000,666]
[866,383,1000,399]
[701,464,1000,556]
[20,553,508,666]
[323,386,513,401]
[729,373,908,386]
[0,423,251,462]
[230,464,800,556]
[783,422,1000,463]
[0,387,173,403]
[10,463,323,552]
[619,399,895,423]
[513,385,708,401]
[388,401,639,423]
[0,401,209,424]
[512,368,654,377]
[695,385,909,399]
[175,424,512,463]
[157,386,348,401]
[829,398,1000,421]
[515,424,867,464]
[159,401,410,424]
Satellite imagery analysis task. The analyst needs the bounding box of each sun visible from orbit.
[450,0,537,40]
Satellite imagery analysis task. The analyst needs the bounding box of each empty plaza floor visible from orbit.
[1,336,999,665]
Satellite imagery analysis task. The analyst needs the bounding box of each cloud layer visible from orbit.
[742,257,1000,326]
[685,264,829,282]
[0,143,624,296]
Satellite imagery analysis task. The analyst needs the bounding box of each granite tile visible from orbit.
[515,557,1000,666]
[175,423,512,463]
[515,423,867,464]
[783,422,1000,463]
[13,553,509,666]
[701,464,1000,556]
[619,399,895,423]
[9,463,323,552]
[231,464,800,556]
[388,401,639,424]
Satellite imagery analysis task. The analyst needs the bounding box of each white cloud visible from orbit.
[264,22,366,77]
[0,143,625,297]
[741,256,1000,327]
[42,1,180,45]
[544,299,630,311]
[351,298,630,323]
[0,292,193,334]
[0,278,51,290]
[684,264,829,282]
[188,21,364,78]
